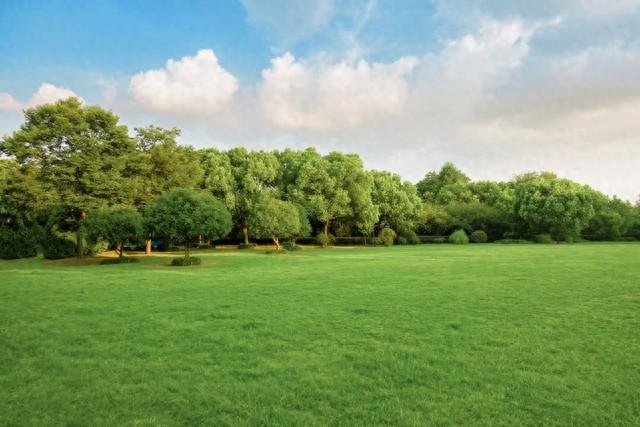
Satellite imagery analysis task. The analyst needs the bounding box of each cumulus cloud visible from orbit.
[128,49,238,115]
[257,52,418,130]
[0,82,83,113]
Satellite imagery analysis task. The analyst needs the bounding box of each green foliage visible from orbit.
[396,236,408,245]
[100,257,140,265]
[145,188,232,258]
[533,234,554,244]
[170,257,202,266]
[0,222,39,259]
[449,229,469,244]
[399,230,421,245]
[370,170,421,233]
[248,195,300,249]
[417,162,475,204]
[316,233,334,247]
[470,230,488,243]
[41,230,77,259]
[84,207,143,257]
[379,227,396,246]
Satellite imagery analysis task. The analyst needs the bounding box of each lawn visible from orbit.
[1,243,639,426]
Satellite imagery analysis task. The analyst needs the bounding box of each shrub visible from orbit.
[316,233,335,247]
[170,257,202,266]
[448,229,469,244]
[470,230,488,243]
[238,243,257,249]
[379,227,396,246]
[370,237,383,246]
[533,233,554,244]
[0,225,39,259]
[41,230,77,259]
[406,230,421,245]
[396,236,408,245]
[100,257,140,265]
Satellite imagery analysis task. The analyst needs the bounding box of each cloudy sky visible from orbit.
[1,0,639,201]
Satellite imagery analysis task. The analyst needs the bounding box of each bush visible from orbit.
[316,233,335,247]
[0,225,39,259]
[406,230,421,245]
[41,231,77,259]
[100,257,140,265]
[170,257,202,266]
[533,233,554,244]
[470,230,488,243]
[396,236,408,245]
[238,243,256,249]
[370,237,383,246]
[379,227,396,246]
[449,229,469,244]
[88,240,110,255]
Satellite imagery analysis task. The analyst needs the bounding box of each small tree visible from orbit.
[379,227,396,246]
[290,204,312,247]
[248,196,300,250]
[84,207,143,257]
[144,188,232,259]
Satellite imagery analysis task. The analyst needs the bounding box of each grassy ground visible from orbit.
[1,243,639,426]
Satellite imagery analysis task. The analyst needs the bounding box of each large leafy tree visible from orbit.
[416,162,475,204]
[295,152,378,236]
[369,170,422,234]
[202,148,279,244]
[248,195,300,249]
[1,98,136,256]
[84,206,144,257]
[514,176,596,241]
[131,126,203,254]
[144,188,232,259]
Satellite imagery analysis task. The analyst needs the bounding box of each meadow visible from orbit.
[1,243,639,426]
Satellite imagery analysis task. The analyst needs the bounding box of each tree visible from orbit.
[370,170,422,234]
[290,204,312,246]
[131,126,204,254]
[248,195,300,249]
[1,98,136,256]
[416,162,474,203]
[514,177,596,241]
[295,152,378,237]
[144,188,232,259]
[84,207,143,257]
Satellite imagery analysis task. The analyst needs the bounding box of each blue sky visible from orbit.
[1,0,639,200]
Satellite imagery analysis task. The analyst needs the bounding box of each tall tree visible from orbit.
[1,98,136,256]
[416,162,476,204]
[369,170,422,234]
[131,125,203,254]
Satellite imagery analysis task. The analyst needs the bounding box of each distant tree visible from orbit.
[416,162,473,203]
[370,170,422,234]
[144,188,232,259]
[84,207,143,257]
[514,177,596,241]
[248,195,300,249]
[417,203,451,235]
[132,126,204,254]
[290,204,312,246]
[1,98,136,256]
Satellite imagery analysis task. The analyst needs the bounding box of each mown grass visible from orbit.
[1,243,639,426]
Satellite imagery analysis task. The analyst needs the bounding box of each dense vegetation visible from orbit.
[1,98,639,259]
[1,244,639,425]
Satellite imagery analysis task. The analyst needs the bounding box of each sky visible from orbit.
[1,0,639,201]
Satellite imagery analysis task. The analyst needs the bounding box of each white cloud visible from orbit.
[0,82,83,113]
[257,52,417,130]
[128,49,238,115]
[0,93,21,112]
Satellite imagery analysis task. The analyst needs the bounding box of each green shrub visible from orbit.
[396,236,408,245]
[0,225,39,259]
[493,239,532,244]
[533,233,554,244]
[41,231,77,259]
[238,243,256,249]
[379,227,396,246]
[448,229,469,244]
[170,257,202,266]
[316,233,335,247]
[100,257,140,265]
[470,230,488,243]
[406,230,421,245]
[88,240,110,255]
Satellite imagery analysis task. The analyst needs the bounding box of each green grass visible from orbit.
[1,243,639,426]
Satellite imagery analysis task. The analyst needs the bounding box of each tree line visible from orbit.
[1,98,639,260]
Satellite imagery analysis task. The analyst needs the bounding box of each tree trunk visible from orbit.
[118,243,123,257]
[273,236,280,250]
[145,239,152,255]
[243,226,249,245]
[185,241,190,259]
[76,228,83,257]
[324,220,330,236]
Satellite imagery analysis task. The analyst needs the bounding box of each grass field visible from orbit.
[1,243,639,426]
